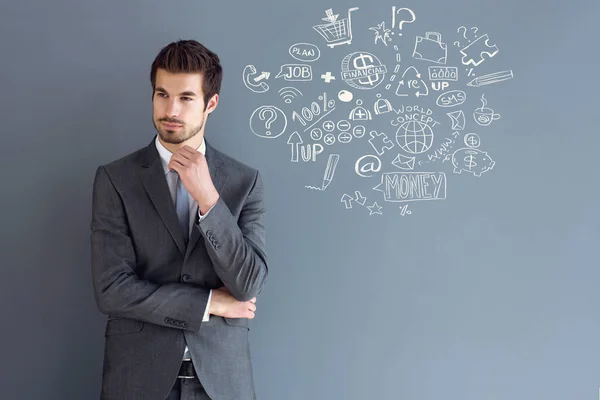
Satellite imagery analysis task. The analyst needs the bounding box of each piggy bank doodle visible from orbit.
[445,147,495,177]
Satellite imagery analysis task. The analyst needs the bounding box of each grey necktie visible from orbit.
[174,171,190,243]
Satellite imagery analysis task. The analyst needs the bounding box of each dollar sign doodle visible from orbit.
[468,136,478,146]
[353,53,378,86]
[464,154,477,169]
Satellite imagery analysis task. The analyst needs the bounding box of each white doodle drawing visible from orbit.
[353,125,366,138]
[460,34,499,67]
[291,92,336,132]
[473,94,501,126]
[444,147,495,177]
[323,133,336,145]
[287,131,303,162]
[374,93,393,115]
[354,190,367,205]
[367,202,383,215]
[399,204,412,216]
[306,153,339,190]
[243,65,270,93]
[341,194,354,209]
[338,132,353,144]
[373,172,447,202]
[391,105,439,125]
[249,106,287,139]
[337,120,351,131]
[338,90,353,102]
[287,131,324,162]
[447,110,465,130]
[278,87,303,104]
[413,32,447,64]
[391,7,416,36]
[464,133,481,148]
[276,64,313,81]
[322,120,335,132]
[341,191,366,209]
[349,99,372,121]
[431,81,451,92]
[322,154,339,189]
[355,155,381,177]
[396,66,428,97]
[428,66,458,81]
[391,154,415,170]
[467,70,513,87]
[424,132,460,163]
[436,90,466,107]
[395,119,434,155]
[341,52,387,90]
[467,68,475,77]
[289,43,321,62]
[385,45,402,90]
[368,131,395,156]
[310,128,323,141]
[369,22,392,46]
[313,7,359,48]
[455,26,468,47]
[321,72,336,83]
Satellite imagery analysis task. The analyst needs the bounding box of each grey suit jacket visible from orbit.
[90,135,268,400]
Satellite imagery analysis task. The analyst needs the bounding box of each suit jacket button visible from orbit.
[165,317,171,324]
[182,274,191,282]
[182,322,188,328]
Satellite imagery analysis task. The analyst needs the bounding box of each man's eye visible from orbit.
[156,93,166,97]
[182,97,192,101]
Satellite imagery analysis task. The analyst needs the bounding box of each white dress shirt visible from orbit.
[155,135,213,359]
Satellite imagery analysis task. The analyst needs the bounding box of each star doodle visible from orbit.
[367,202,383,215]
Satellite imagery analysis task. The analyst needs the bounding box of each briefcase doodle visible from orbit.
[412,32,447,64]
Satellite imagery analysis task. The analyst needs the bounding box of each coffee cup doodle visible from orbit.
[473,94,501,126]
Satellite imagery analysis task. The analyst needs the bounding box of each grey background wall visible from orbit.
[1,0,599,399]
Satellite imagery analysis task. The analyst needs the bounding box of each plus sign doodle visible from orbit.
[321,72,336,83]
[245,6,512,215]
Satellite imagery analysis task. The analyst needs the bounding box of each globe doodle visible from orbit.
[395,120,434,154]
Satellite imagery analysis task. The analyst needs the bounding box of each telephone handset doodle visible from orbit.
[243,65,269,93]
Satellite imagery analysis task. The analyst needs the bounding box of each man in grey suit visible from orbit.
[90,39,268,400]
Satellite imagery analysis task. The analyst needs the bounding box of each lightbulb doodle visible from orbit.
[244,5,514,216]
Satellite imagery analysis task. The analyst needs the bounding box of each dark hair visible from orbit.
[150,40,222,110]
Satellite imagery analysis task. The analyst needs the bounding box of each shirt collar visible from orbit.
[155,135,206,175]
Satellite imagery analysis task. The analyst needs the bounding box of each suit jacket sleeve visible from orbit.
[196,170,268,302]
[90,166,210,332]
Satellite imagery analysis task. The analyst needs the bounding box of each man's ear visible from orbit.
[205,94,219,114]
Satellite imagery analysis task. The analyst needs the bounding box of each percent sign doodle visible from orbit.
[292,92,337,131]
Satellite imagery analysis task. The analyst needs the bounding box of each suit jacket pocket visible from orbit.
[223,317,249,330]
[105,317,145,336]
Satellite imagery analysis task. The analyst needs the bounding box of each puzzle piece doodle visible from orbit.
[460,34,499,67]
[368,131,395,156]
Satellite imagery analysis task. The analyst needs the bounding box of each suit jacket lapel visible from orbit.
[140,135,229,258]
[140,136,188,256]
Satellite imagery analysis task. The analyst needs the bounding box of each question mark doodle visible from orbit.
[259,107,277,136]
[471,26,479,39]
[456,26,467,46]
[391,7,416,36]
[249,105,287,139]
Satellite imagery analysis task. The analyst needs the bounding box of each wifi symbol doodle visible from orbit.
[278,87,303,104]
